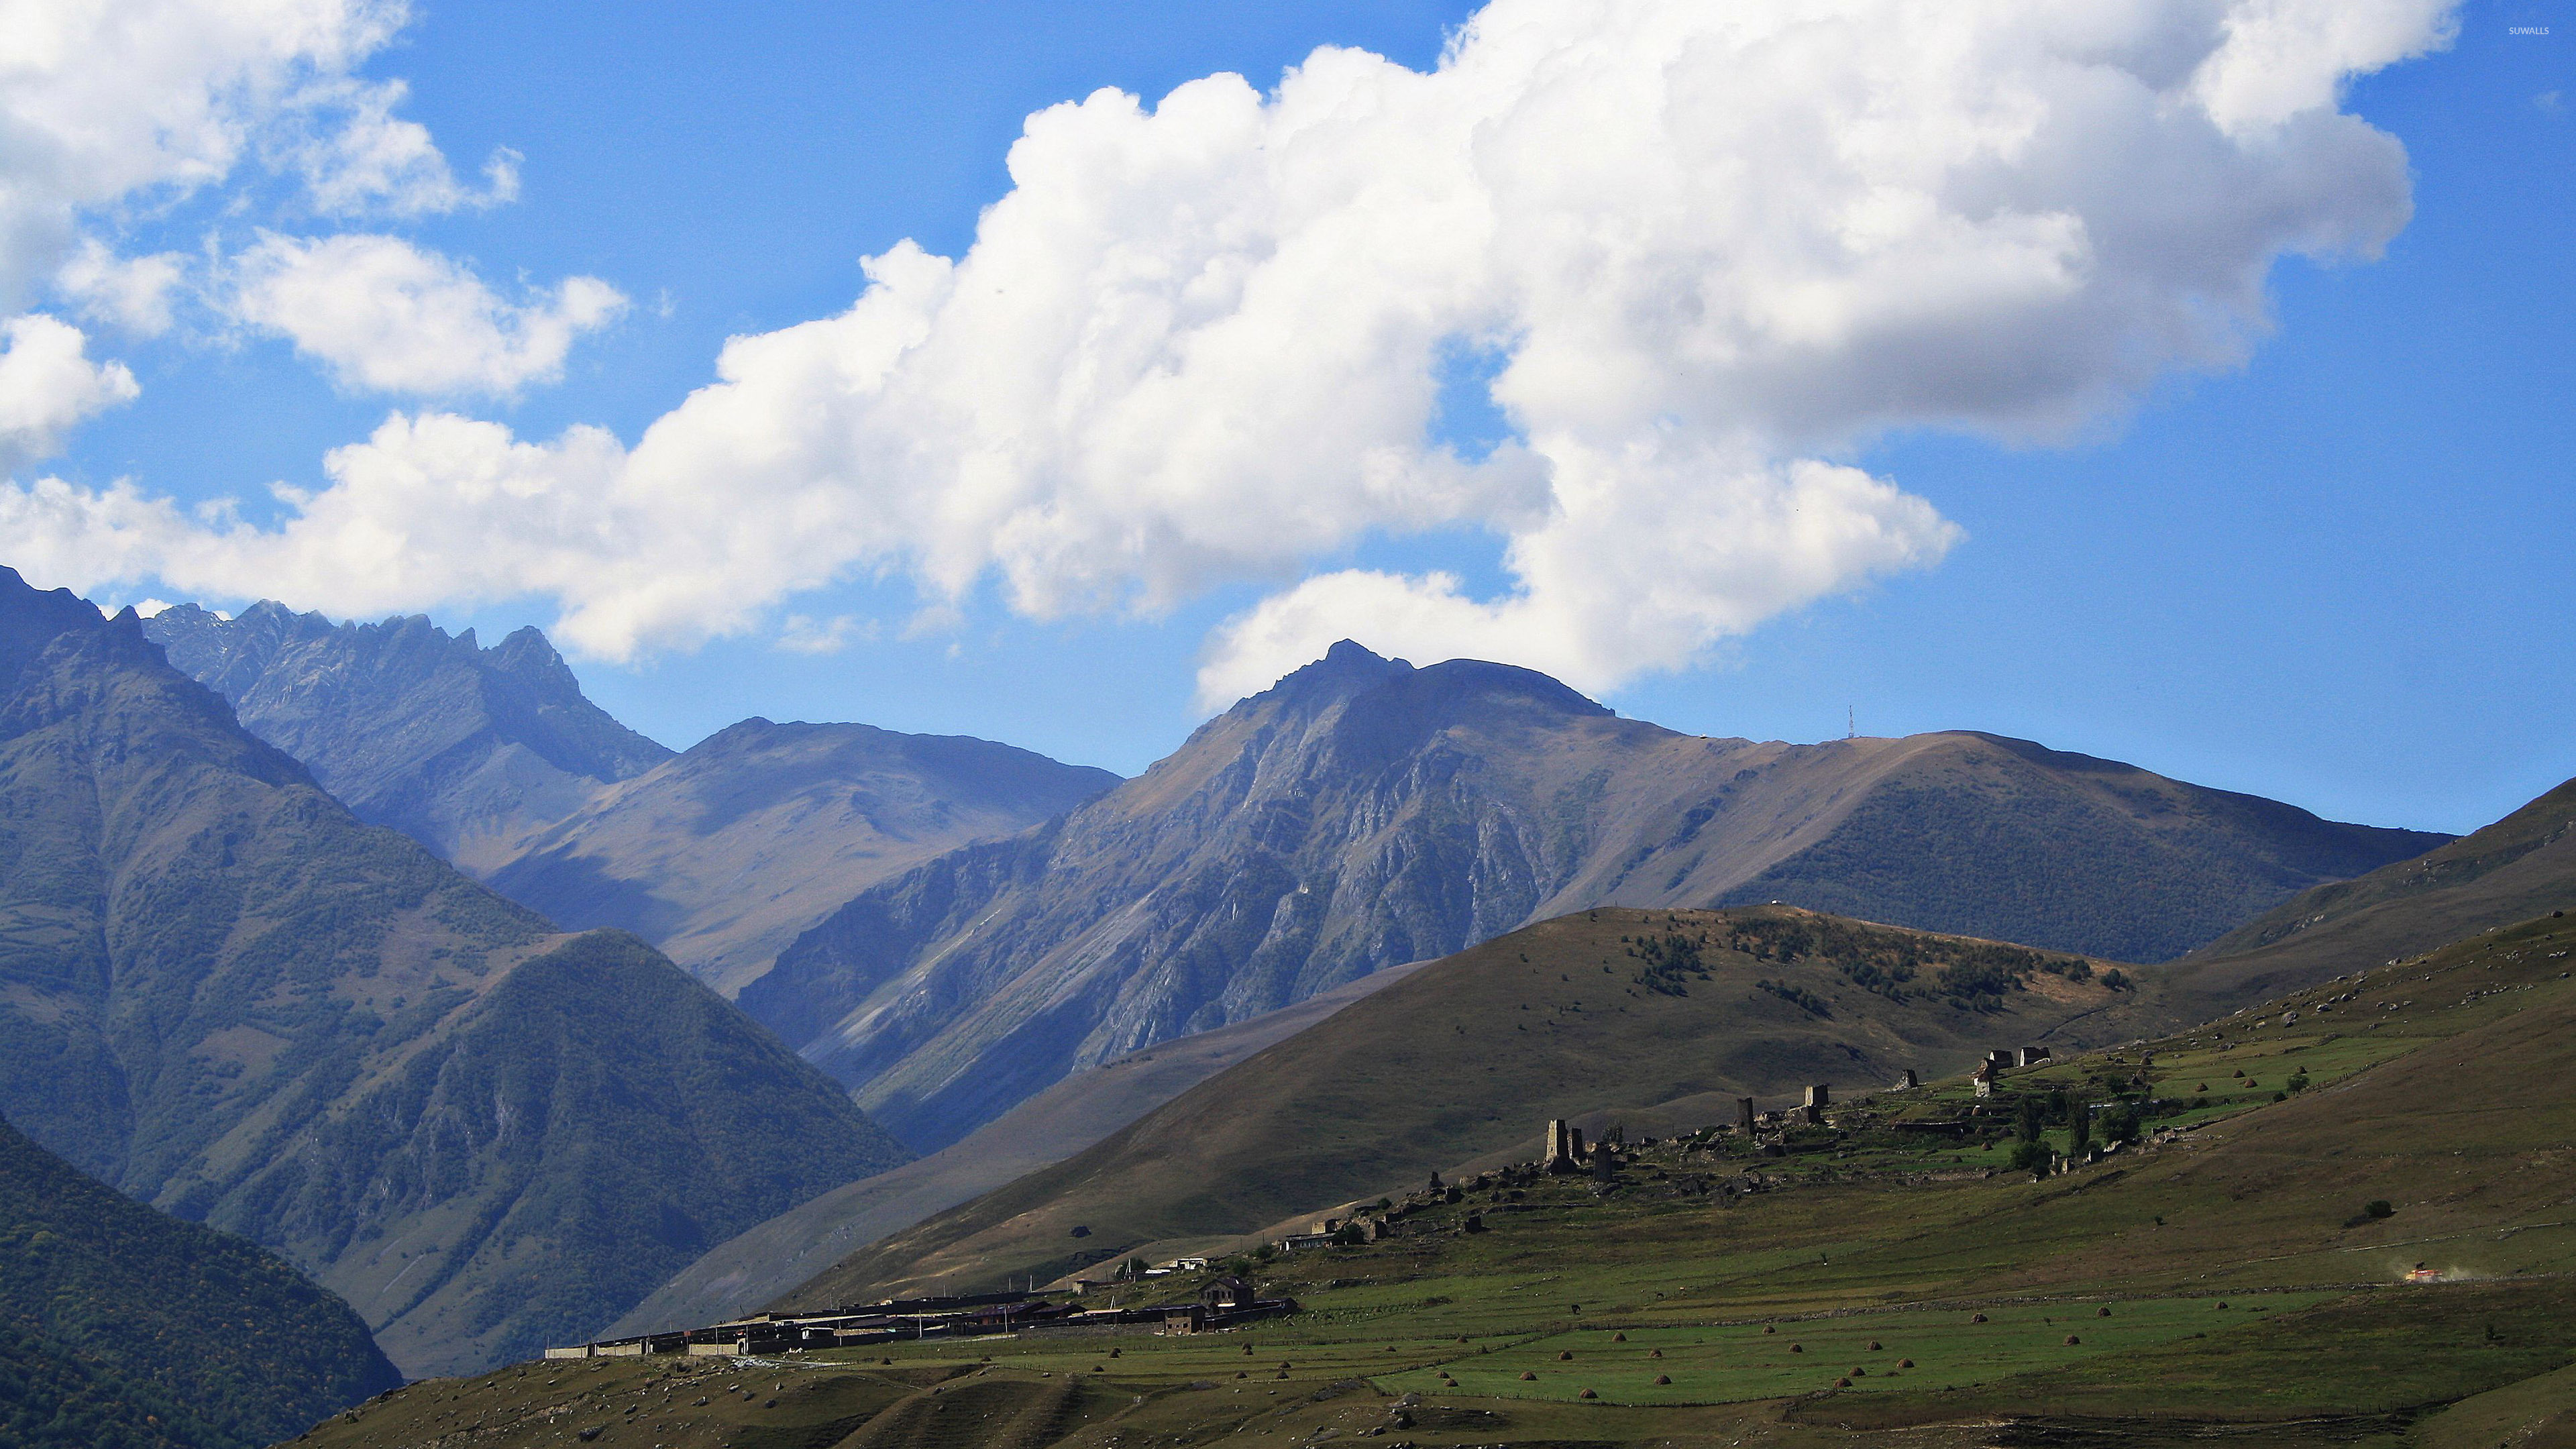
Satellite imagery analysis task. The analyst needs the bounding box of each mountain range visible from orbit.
[486,718,1117,996]
[636,771,2576,1335]
[52,582,2490,1386]
[144,602,1120,995]
[0,1114,400,1449]
[142,602,671,875]
[0,570,908,1377]
[773,760,2576,1313]
[739,641,2444,1150]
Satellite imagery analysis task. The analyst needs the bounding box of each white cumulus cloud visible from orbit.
[3,0,2456,704]
[54,240,189,337]
[225,233,627,396]
[0,0,505,307]
[0,314,139,470]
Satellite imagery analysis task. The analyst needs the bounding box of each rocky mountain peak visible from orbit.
[140,600,672,872]
[1246,641,1609,725]
[0,567,122,680]
[1257,638,1413,704]
[486,623,577,688]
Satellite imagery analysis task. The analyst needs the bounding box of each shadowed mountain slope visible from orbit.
[2171,771,2576,1002]
[606,955,1442,1336]
[743,643,2440,1150]
[142,601,670,873]
[486,718,1118,996]
[778,904,2144,1306]
[0,1114,398,1449]
[0,570,908,1376]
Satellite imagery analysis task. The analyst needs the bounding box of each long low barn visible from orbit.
[545,1285,1297,1360]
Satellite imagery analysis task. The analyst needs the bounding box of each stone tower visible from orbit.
[1544,1119,1587,1172]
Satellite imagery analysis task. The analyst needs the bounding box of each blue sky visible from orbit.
[9,0,2571,833]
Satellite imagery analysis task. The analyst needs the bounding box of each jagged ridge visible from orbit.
[144,601,670,873]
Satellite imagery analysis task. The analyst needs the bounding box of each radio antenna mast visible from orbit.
[1847,706,1855,741]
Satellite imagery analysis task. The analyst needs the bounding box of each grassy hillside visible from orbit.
[2179,771,2576,999]
[782,906,2141,1307]
[0,1114,398,1449]
[0,570,909,1376]
[292,907,2576,1448]
[606,957,1443,1338]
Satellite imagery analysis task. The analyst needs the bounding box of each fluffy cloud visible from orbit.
[0,315,138,470]
[54,241,189,337]
[0,0,508,305]
[1195,449,1962,704]
[4,0,2456,702]
[226,233,627,395]
[271,76,521,216]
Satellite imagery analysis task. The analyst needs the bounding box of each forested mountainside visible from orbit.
[142,601,669,873]
[488,717,1118,996]
[0,570,909,1376]
[743,641,2441,1150]
[0,1114,399,1449]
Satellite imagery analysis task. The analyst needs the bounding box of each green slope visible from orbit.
[2178,771,2576,999]
[606,957,1443,1338]
[293,906,2576,1449]
[779,905,2141,1307]
[0,1114,398,1449]
[0,568,910,1375]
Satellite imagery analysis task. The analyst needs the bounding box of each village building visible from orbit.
[1545,1119,1588,1172]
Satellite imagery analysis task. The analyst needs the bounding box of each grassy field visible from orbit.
[293,910,2576,1448]
[787,905,2153,1308]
